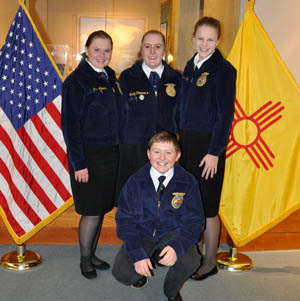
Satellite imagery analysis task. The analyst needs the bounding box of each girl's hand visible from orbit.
[199,154,218,179]
[74,168,89,183]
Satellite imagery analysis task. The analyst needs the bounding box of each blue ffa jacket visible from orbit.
[119,61,181,144]
[61,59,120,171]
[116,162,205,263]
[180,49,236,156]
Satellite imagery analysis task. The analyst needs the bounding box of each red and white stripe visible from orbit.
[0,95,72,238]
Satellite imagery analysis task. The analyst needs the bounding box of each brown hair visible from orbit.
[82,30,113,59]
[141,30,166,46]
[148,131,181,153]
[85,30,113,48]
[193,16,221,39]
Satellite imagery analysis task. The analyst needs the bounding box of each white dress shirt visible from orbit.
[193,51,215,70]
[86,59,108,76]
[150,166,174,191]
[142,62,164,79]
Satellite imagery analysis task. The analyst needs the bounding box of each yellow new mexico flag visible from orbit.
[219,0,300,247]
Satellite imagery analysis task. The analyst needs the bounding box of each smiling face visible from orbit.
[141,33,165,69]
[147,141,181,174]
[85,37,112,69]
[193,24,219,61]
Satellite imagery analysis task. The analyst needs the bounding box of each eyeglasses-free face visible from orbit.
[85,37,112,69]
[193,24,219,61]
[141,33,165,69]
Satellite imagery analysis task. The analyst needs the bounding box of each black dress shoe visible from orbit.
[190,265,218,281]
[168,292,182,301]
[80,263,97,279]
[92,260,110,270]
[131,276,148,289]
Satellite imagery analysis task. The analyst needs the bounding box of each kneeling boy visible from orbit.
[112,131,205,301]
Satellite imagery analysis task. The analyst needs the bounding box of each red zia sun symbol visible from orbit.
[226,99,285,171]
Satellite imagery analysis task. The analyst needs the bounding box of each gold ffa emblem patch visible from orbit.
[196,72,209,87]
[165,83,176,97]
[171,192,185,209]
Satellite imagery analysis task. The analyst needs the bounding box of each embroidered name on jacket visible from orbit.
[171,192,185,209]
[93,87,108,91]
[129,91,149,101]
[129,91,149,97]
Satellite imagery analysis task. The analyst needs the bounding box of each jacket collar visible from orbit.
[78,59,116,82]
[137,162,187,200]
[186,48,224,74]
[129,60,178,83]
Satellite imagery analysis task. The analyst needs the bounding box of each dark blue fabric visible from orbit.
[116,162,205,263]
[61,59,120,171]
[118,60,181,144]
[179,49,236,156]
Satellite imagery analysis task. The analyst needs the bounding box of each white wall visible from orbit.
[240,0,300,87]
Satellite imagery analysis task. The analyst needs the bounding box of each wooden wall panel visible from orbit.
[1,207,299,251]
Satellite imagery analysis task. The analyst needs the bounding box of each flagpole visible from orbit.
[215,0,256,273]
[216,234,253,272]
[1,244,41,270]
[0,0,42,270]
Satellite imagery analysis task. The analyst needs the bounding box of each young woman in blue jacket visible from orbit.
[61,30,120,279]
[116,30,181,200]
[179,17,236,280]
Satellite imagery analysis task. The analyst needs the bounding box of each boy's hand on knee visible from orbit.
[158,246,177,266]
[134,258,153,277]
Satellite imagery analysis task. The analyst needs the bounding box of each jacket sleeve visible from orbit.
[115,181,148,264]
[61,79,87,171]
[178,64,190,131]
[208,64,236,156]
[166,179,205,259]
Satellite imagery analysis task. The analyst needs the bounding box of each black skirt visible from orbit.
[179,130,225,218]
[68,145,119,216]
[115,143,149,205]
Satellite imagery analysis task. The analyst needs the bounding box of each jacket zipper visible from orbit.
[153,198,161,237]
[153,88,158,136]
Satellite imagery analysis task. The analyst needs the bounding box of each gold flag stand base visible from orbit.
[1,244,41,270]
[217,247,253,272]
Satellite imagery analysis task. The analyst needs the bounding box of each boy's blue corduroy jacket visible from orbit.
[116,162,205,264]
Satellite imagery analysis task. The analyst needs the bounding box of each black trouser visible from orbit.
[112,233,200,298]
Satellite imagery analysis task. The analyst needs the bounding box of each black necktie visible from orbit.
[149,71,160,92]
[99,71,109,82]
[157,175,166,201]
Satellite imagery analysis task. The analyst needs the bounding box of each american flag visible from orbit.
[0,3,72,244]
